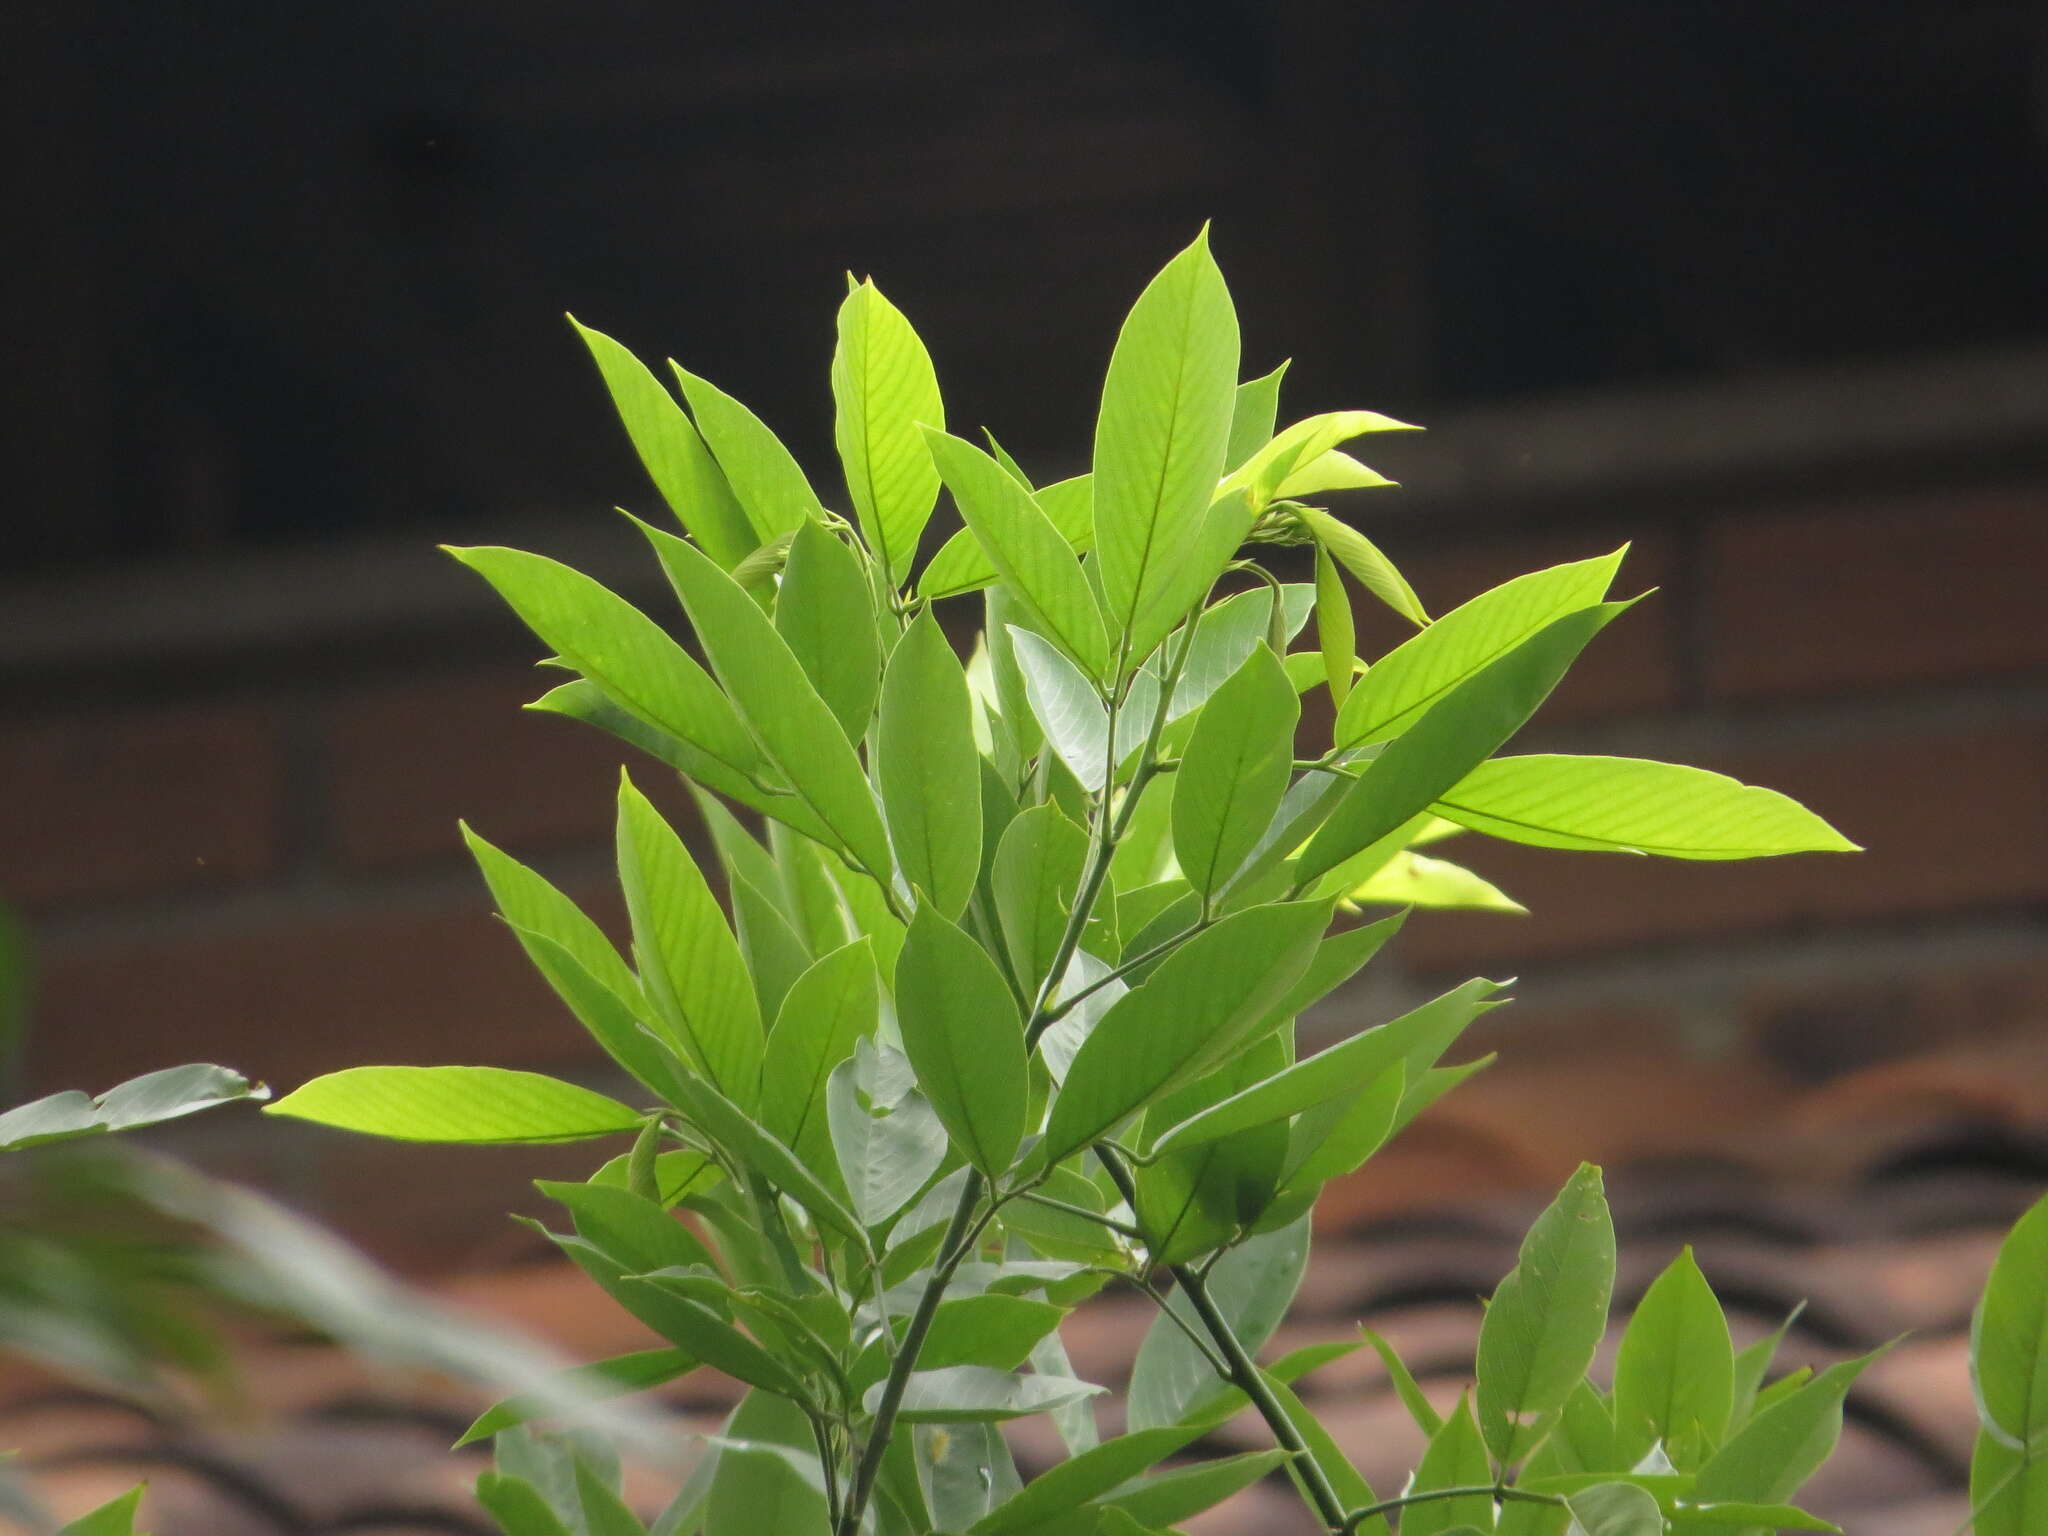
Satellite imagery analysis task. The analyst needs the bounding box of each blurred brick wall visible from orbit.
[2,375,2044,1267]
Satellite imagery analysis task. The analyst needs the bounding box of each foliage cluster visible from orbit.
[9,234,2043,1536]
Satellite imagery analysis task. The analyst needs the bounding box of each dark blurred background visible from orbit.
[3,2,2046,1528]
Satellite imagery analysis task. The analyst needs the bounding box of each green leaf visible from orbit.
[1728,1303,1803,1428]
[1171,642,1299,900]
[628,1275,807,1399]
[1666,1501,1840,1531]
[267,1067,639,1145]
[1334,548,1627,751]
[1100,1450,1291,1526]
[1612,1247,1736,1467]
[826,1056,949,1227]
[1129,1214,1310,1431]
[1436,755,1860,859]
[920,474,1095,601]
[1298,504,1428,626]
[526,679,834,847]
[614,776,764,1107]
[666,1073,867,1245]
[576,1460,651,1536]
[1226,361,1289,471]
[924,429,1110,679]
[669,363,824,541]
[759,940,879,1177]
[475,1471,576,1536]
[1565,1482,1664,1536]
[1007,626,1112,792]
[458,1347,698,1447]
[1147,978,1506,1159]
[1276,451,1395,498]
[460,825,687,1093]
[702,1393,833,1536]
[53,1487,146,1536]
[1042,901,1329,1164]
[992,803,1095,989]
[871,1366,1104,1423]
[854,1294,1067,1394]
[1693,1347,1887,1506]
[1476,1163,1617,1465]
[0,1064,268,1152]
[878,610,984,920]
[1361,1326,1445,1437]
[1971,1424,2048,1536]
[1971,1190,2048,1451]
[1406,1396,1495,1536]
[1158,583,1313,722]
[774,521,882,742]
[895,904,1027,1175]
[446,546,770,800]
[1092,230,1240,660]
[569,318,754,569]
[1314,540,1357,708]
[1259,909,1410,1028]
[1297,600,1632,886]
[1341,849,1527,914]
[639,521,894,879]
[1133,1034,1291,1263]
[1124,489,1259,669]
[970,1427,1204,1535]
[1219,409,1419,511]
[832,278,944,582]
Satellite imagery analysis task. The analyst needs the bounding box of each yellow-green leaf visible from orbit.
[267,1067,640,1145]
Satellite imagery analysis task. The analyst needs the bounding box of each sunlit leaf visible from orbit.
[1226,361,1289,470]
[1334,549,1627,750]
[832,278,944,582]
[1093,230,1240,663]
[639,521,895,880]
[1298,504,1428,626]
[615,775,763,1107]
[1437,755,1860,859]
[267,1067,639,1145]
[670,363,824,541]
[1297,600,1632,886]
[925,430,1109,678]
[759,940,879,1180]
[569,318,753,569]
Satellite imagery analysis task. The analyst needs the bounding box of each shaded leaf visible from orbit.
[760,940,879,1178]
[774,520,882,742]
[1043,901,1329,1164]
[458,1348,699,1447]
[1148,977,1505,1159]
[878,610,983,920]
[1406,1396,1494,1536]
[1476,1163,1617,1465]
[826,1059,949,1228]
[895,904,1027,1175]
[1171,642,1299,900]
[871,1366,1104,1423]
[1612,1246,1735,1467]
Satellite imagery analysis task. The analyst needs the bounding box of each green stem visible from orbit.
[1096,1144,1350,1534]
[1037,915,1215,1026]
[1014,1190,1144,1240]
[836,1170,985,1536]
[1341,1484,1560,1531]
